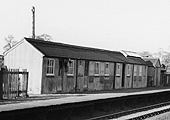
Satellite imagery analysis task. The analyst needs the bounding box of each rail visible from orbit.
[86,101,170,120]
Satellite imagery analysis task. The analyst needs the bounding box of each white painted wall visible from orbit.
[4,39,44,94]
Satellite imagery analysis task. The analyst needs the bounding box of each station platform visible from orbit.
[0,86,170,112]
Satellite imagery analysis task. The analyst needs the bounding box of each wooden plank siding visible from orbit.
[77,60,85,92]
[154,67,161,86]
[132,65,148,88]
[115,63,123,89]
[4,40,43,94]
[41,57,58,94]
[124,64,133,88]
[42,58,77,93]
[87,61,115,91]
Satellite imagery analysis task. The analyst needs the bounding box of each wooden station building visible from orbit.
[4,38,148,94]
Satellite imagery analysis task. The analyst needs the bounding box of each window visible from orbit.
[104,63,109,76]
[143,66,147,77]
[139,66,142,76]
[84,61,89,76]
[94,62,100,75]
[127,64,131,76]
[67,60,74,75]
[134,65,137,76]
[89,61,94,75]
[116,63,121,76]
[78,60,83,76]
[47,59,55,75]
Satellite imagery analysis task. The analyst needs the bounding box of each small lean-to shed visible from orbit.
[142,57,161,86]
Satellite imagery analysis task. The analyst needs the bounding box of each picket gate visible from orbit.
[3,69,28,99]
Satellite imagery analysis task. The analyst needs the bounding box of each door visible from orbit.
[57,59,63,91]
[122,64,126,88]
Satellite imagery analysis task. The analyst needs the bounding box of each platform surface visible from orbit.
[0,87,170,112]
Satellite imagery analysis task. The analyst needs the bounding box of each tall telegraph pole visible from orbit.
[31,6,35,39]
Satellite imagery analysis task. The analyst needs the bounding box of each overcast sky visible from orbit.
[1,0,170,54]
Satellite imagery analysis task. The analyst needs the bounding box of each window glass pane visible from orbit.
[68,60,74,75]
[84,61,89,76]
[51,60,54,66]
[95,62,100,75]
[50,67,53,73]
[116,63,121,76]
[134,65,137,76]
[104,63,109,75]
[139,66,142,76]
[47,66,49,74]
[46,59,55,75]
[117,64,120,73]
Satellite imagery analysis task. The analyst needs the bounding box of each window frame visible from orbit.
[94,62,100,76]
[139,66,142,76]
[67,60,74,76]
[133,65,137,76]
[116,63,121,76]
[46,58,55,76]
[127,64,131,77]
[104,62,109,76]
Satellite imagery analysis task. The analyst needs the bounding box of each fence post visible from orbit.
[0,68,3,100]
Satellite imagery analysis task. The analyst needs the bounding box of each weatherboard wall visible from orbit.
[124,64,133,88]
[132,65,147,88]
[41,57,58,94]
[87,61,115,91]
[115,63,123,89]
[4,40,43,94]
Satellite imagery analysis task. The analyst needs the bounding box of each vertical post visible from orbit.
[31,6,35,39]
[113,62,117,89]
[0,68,3,100]
[75,59,78,92]
[131,64,134,88]
[26,72,29,97]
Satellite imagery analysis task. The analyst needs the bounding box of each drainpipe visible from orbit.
[75,59,78,92]
[131,64,134,88]
[0,67,3,100]
[113,62,117,89]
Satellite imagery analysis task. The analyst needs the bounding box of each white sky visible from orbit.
[1,0,170,55]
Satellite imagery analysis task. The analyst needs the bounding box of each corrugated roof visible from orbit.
[120,50,147,65]
[127,56,147,65]
[25,38,146,65]
[121,50,142,57]
[145,61,154,67]
[142,57,161,67]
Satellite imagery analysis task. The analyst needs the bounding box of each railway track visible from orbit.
[86,101,170,120]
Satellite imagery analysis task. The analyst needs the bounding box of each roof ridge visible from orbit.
[24,37,146,65]
[25,37,121,54]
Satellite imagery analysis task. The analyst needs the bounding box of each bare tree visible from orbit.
[161,52,170,66]
[36,34,52,41]
[3,35,18,51]
[152,48,170,66]
[138,51,153,57]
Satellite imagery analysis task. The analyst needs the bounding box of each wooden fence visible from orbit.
[2,69,29,99]
[160,73,170,86]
